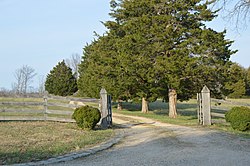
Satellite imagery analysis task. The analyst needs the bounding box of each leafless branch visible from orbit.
[66,53,81,79]
[12,65,36,95]
[218,0,250,30]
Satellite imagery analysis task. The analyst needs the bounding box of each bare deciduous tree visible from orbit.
[38,75,45,94]
[0,87,12,97]
[66,53,81,79]
[217,0,250,29]
[12,65,36,95]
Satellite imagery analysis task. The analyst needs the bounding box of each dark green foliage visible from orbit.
[45,60,78,96]
[78,0,236,111]
[78,37,128,99]
[72,106,101,130]
[224,63,246,98]
[225,107,250,131]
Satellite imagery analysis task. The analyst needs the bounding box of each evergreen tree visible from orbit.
[224,63,246,98]
[45,60,78,96]
[78,0,236,116]
[78,34,133,102]
[106,0,235,115]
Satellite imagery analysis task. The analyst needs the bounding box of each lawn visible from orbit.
[0,121,113,165]
[113,100,198,126]
[0,97,114,165]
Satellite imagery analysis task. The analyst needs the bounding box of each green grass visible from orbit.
[113,99,250,137]
[114,100,197,126]
[0,121,113,165]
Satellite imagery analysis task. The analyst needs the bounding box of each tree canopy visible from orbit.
[224,63,246,98]
[78,0,236,113]
[45,60,78,96]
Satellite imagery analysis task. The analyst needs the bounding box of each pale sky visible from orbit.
[0,0,249,90]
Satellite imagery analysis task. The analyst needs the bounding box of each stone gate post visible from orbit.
[100,88,109,128]
[201,85,211,125]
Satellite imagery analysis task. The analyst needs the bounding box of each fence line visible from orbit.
[47,95,99,103]
[0,109,44,114]
[212,98,250,107]
[0,101,44,106]
[0,116,75,122]
[0,95,99,122]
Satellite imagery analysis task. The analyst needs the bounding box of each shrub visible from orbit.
[72,106,101,130]
[225,106,250,131]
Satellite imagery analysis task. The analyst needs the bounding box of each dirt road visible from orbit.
[52,113,250,166]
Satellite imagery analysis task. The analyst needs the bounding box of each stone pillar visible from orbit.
[201,85,211,125]
[100,88,108,128]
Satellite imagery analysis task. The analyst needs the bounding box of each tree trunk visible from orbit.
[169,89,177,118]
[117,100,123,110]
[141,97,149,113]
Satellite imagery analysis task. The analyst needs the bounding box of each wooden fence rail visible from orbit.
[0,109,44,114]
[0,116,75,123]
[0,101,44,106]
[0,95,99,123]
[212,98,250,107]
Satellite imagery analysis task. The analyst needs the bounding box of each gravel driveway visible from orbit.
[51,113,250,166]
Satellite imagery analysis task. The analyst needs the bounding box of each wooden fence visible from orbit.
[0,95,99,123]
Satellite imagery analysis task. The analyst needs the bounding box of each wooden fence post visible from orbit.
[197,93,202,125]
[201,85,211,125]
[43,91,48,121]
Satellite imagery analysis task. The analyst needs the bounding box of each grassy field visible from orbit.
[0,121,113,165]
[113,99,250,137]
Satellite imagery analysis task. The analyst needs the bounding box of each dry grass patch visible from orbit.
[0,121,113,165]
